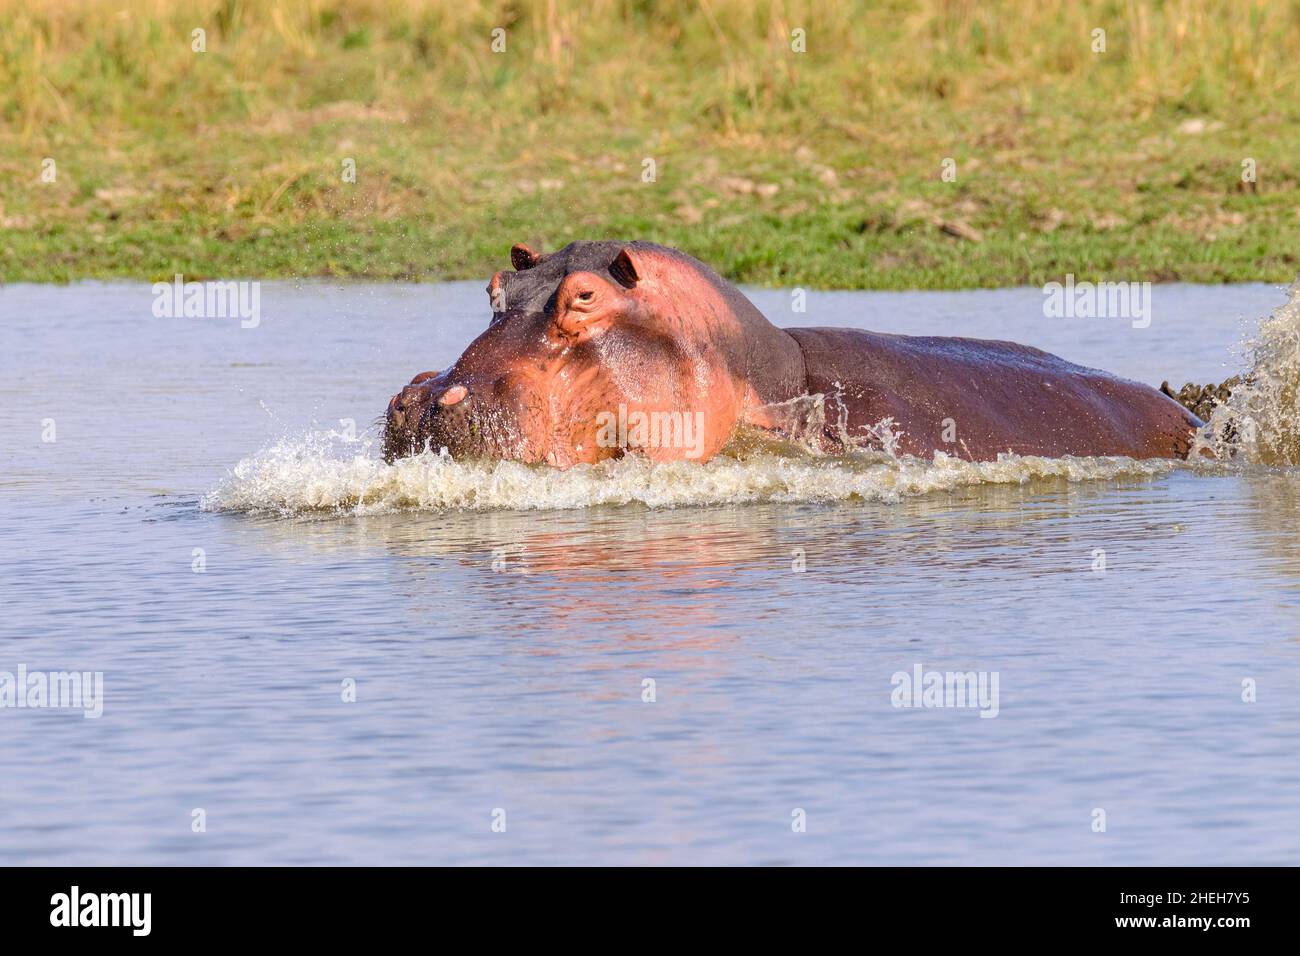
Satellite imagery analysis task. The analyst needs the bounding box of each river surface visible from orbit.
[2,279,1299,865]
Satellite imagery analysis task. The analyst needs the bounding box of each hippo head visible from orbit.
[382,241,765,467]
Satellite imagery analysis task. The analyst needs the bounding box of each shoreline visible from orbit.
[4,0,1298,288]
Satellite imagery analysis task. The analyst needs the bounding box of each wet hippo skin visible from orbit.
[384,241,1201,466]
[789,327,1198,459]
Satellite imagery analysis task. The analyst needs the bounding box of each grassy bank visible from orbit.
[2,0,1299,288]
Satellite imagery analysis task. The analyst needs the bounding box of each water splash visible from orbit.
[210,283,1300,518]
[202,427,1179,516]
[1194,282,1300,464]
[745,388,905,456]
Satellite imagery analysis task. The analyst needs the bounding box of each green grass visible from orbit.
[3,0,1299,287]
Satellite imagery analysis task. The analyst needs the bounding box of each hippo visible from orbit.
[383,240,1201,466]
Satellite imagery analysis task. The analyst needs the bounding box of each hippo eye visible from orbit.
[576,291,595,304]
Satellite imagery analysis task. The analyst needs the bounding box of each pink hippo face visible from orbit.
[382,241,760,467]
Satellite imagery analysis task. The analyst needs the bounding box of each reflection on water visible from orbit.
[1,280,1299,865]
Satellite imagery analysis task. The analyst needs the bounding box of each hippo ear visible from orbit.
[609,247,641,289]
[511,243,542,271]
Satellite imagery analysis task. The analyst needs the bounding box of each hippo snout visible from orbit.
[384,381,435,460]
[385,384,420,426]
[382,377,479,461]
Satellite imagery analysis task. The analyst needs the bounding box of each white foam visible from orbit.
[201,429,1181,516]
[1195,281,1300,464]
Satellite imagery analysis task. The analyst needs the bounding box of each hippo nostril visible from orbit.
[439,385,469,407]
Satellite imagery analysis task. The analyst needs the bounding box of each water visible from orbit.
[3,279,1299,865]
